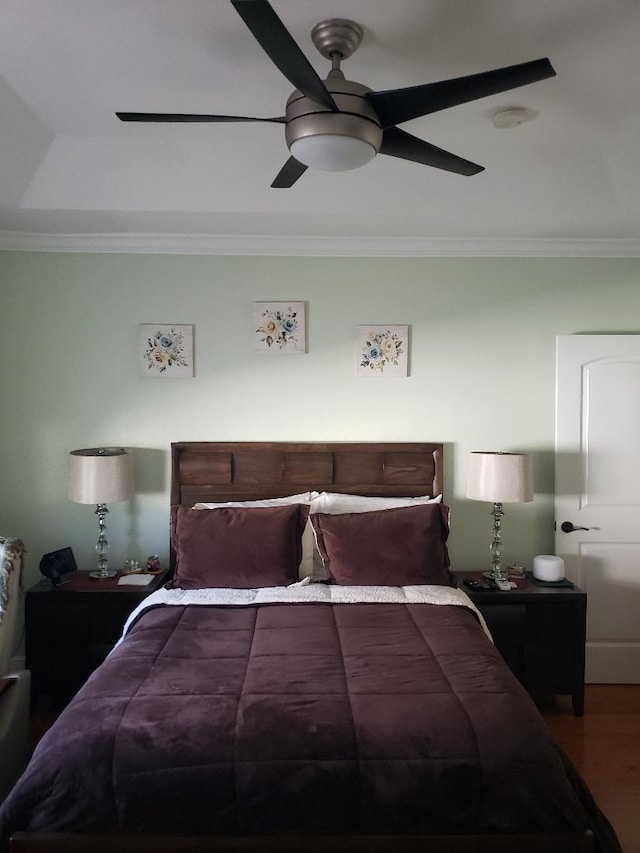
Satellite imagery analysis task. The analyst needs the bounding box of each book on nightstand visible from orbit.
[117,573,155,586]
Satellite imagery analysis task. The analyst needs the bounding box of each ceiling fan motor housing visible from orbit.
[285,78,383,171]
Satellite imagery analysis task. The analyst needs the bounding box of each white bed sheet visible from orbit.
[116,580,491,647]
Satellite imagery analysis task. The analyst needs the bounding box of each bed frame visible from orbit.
[170,440,444,506]
[12,442,595,853]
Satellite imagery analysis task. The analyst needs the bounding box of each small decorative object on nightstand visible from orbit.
[67,447,134,580]
[533,554,565,582]
[146,554,161,572]
[466,451,533,581]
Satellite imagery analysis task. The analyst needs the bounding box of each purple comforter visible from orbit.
[0,600,618,847]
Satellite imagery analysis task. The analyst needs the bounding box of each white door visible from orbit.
[555,334,640,683]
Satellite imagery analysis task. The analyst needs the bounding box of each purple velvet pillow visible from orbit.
[311,503,453,587]
[170,504,309,589]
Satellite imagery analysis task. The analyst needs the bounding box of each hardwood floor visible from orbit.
[542,685,640,853]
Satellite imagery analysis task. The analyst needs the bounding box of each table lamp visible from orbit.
[466,451,533,580]
[68,447,134,579]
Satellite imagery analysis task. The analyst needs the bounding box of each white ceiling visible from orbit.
[2,0,640,255]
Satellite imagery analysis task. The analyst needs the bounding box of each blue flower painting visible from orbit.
[253,302,306,354]
[356,325,408,377]
[139,324,193,377]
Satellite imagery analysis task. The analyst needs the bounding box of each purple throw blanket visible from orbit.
[0,600,615,846]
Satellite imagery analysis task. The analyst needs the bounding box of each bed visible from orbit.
[0,442,620,852]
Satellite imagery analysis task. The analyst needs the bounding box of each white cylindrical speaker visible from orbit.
[532,554,565,582]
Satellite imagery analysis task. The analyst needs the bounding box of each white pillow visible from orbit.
[193,492,319,578]
[193,492,316,510]
[309,492,442,515]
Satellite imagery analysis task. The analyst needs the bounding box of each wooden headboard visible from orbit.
[171,441,443,507]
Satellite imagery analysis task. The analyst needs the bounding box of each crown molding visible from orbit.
[1,230,640,258]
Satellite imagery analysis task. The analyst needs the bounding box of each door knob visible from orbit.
[560,521,591,533]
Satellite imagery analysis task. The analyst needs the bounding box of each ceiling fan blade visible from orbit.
[380,127,484,176]
[116,111,286,123]
[230,0,337,112]
[271,156,308,188]
[368,58,556,128]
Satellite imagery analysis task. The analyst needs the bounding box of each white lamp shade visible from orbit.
[68,447,134,504]
[466,452,533,503]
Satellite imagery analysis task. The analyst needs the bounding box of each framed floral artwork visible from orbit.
[356,325,408,377]
[139,324,194,377]
[253,302,306,354]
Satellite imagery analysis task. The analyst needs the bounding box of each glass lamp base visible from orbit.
[483,569,508,581]
[89,570,117,580]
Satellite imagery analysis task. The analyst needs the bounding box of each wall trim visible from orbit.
[1,230,640,258]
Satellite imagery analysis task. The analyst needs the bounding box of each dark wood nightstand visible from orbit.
[455,571,587,716]
[25,569,169,709]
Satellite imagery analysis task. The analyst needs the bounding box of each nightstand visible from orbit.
[25,569,169,709]
[455,571,587,716]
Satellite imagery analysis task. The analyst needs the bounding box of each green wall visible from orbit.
[1,251,639,585]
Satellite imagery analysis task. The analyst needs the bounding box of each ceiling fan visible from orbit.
[116,0,556,188]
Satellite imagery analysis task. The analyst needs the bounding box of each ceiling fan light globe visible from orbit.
[290,135,376,171]
[285,107,382,172]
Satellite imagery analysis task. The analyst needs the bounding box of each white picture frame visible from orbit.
[356,325,408,377]
[139,324,194,377]
[253,302,306,354]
